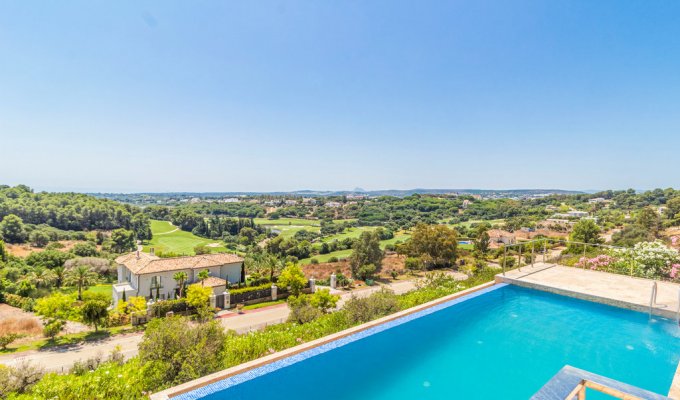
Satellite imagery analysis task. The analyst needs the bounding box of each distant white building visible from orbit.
[284,200,298,206]
[462,200,471,209]
[588,198,607,204]
[326,201,342,208]
[221,198,240,203]
[567,210,589,218]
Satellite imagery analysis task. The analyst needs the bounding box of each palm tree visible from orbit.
[197,269,210,286]
[65,265,98,300]
[52,266,66,288]
[31,269,57,288]
[173,271,188,298]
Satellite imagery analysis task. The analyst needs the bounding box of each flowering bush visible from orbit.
[611,241,680,279]
[575,255,616,271]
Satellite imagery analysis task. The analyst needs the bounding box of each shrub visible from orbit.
[151,299,189,317]
[287,295,322,324]
[277,263,307,296]
[309,289,339,313]
[310,258,319,264]
[138,316,226,384]
[34,293,79,321]
[229,283,271,295]
[42,319,65,339]
[0,333,23,350]
[404,257,422,271]
[343,288,399,324]
[4,294,35,312]
[328,256,339,263]
[0,361,44,395]
[355,264,377,281]
[71,242,99,257]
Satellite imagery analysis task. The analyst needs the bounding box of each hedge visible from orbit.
[4,293,35,312]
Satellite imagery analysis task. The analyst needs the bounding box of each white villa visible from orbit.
[112,251,245,307]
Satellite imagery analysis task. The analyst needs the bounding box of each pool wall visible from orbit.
[150,280,497,400]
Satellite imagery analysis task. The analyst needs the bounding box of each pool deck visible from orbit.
[496,263,680,319]
[497,263,680,399]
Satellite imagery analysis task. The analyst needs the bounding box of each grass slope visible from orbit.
[143,220,227,255]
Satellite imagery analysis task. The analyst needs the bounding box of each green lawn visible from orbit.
[150,219,178,234]
[143,220,228,255]
[452,219,506,228]
[58,284,112,298]
[317,226,377,244]
[253,218,321,227]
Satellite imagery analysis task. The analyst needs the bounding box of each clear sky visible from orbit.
[2,1,680,193]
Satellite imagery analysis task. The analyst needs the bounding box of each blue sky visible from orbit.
[1,1,680,193]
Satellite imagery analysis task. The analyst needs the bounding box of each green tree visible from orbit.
[611,225,651,247]
[25,250,74,269]
[277,263,307,296]
[186,284,212,322]
[399,223,458,268]
[30,269,57,289]
[29,230,50,248]
[309,288,339,313]
[110,229,136,253]
[52,266,66,288]
[71,242,98,257]
[65,265,98,300]
[131,213,152,241]
[197,269,210,286]
[349,231,384,279]
[42,319,65,339]
[474,229,490,256]
[0,239,7,263]
[173,271,188,298]
[0,214,27,244]
[569,219,604,247]
[636,207,661,237]
[0,333,22,350]
[81,300,109,331]
[667,197,680,223]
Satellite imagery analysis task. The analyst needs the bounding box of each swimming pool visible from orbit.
[176,284,680,399]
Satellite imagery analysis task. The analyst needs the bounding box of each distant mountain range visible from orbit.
[93,188,586,199]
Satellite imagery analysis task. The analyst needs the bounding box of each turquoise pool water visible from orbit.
[184,284,680,399]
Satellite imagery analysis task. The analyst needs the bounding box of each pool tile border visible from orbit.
[151,281,499,400]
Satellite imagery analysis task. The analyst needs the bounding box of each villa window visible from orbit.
[151,275,162,289]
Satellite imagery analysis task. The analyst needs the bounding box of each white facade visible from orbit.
[113,260,243,307]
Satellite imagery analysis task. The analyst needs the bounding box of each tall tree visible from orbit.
[637,207,662,237]
[197,269,210,286]
[110,229,136,253]
[173,271,188,298]
[0,239,7,263]
[399,223,458,268]
[349,231,384,279]
[81,300,109,331]
[0,214,27,244]
[569,219,604,246]
[65,265,98,300]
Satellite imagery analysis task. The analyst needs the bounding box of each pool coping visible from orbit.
[531,365,671,399]
[150,280,498,399]
[496,271,680,399]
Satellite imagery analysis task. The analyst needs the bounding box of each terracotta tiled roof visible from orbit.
[201,276,227,287]
[115,252,243,275]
